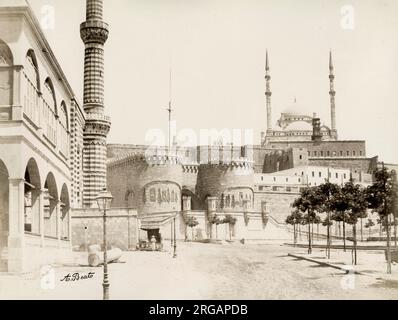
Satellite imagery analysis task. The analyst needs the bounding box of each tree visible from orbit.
[313,215,322,242]
[185,216,199,241]
[223,215,237,241]
[364,219,375,238]
[322,217,333,248]
[292,187,320,254]
[358,210,368,242]
[316,182,340,259]
[285,210,302,246]
[343,181,368,265]
[330,186,350,252]
[366,164,398,274]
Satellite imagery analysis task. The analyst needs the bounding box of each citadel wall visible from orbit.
[107,155,183,214]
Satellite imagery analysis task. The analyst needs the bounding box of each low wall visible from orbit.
[72,207,292,251]
[180,211,291,242]
[71,208,139,251]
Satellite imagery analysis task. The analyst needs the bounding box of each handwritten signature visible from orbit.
[60,272,95,282]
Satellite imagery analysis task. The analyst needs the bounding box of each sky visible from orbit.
[28,0,398,163]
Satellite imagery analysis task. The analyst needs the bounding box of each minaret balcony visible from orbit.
[80,20,109,44]
[85,112,111,124]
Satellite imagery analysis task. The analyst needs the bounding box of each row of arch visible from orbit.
[0,157,70,243]
[25,48,68,127]
[24,158,70,239]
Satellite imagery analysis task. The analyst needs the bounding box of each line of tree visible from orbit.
[286,165,397,274]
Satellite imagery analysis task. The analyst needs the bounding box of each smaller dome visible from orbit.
[321,125,330,131]
[285,121,313,131]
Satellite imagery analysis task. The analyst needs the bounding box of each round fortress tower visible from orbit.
[107,154,183,214]
[197,157,255,211]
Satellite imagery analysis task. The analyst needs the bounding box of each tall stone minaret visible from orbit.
[80,0,111,208]
[329,51,337,138]
[265,50,272,133]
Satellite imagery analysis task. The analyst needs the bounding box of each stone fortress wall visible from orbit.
[107,154,184,214]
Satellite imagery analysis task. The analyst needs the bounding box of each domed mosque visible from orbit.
[262,51,338,145]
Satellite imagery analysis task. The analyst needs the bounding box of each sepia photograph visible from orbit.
[0,0,397,307]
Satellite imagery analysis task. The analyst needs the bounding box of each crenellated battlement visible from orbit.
[107,153,183,169]
[182,164,199,174]
[199,157,254,170]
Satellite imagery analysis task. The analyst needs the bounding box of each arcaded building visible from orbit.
[0,1,86,272]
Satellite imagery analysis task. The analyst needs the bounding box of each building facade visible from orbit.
[0,0,86,272]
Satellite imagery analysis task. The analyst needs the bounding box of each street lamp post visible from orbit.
[173,215,177,258]
[95,189,113,300]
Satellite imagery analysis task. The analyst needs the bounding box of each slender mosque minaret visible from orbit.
[265,50,272,133]
[80,0,111,207]
[329,51,337,139]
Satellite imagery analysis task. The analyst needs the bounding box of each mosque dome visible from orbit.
[285,121,313,131]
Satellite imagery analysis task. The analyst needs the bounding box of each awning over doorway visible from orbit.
[139,212,177,231]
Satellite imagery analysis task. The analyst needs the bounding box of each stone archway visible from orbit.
[60,184,70,240]
[44,172,58,238]
[24,158,41,234]
[0,159,9,272]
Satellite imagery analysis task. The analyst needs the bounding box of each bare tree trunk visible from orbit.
[293,224,296,247]
[298,224,302,242]
[343,218,346,252]
[326,221,331,259]
[192,228,194,241]
[339,221,341,237]
[394,220,397,248]
[353,224,358,265]
[386,214,392,274]
[317,224,319,241]
[311,223,314,244]
[360,218,363,242]
[308,222,312,254]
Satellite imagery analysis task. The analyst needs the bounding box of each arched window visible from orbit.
[0,39,13,107]
[25,50,40,90]
[59,101,69,156]
[43,78,57,144]
[43,78,57,113]
[0,40,12,66]
[24,50,41,124]
[59,101,68,129]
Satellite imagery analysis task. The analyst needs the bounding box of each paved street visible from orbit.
[0,242,397,300]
